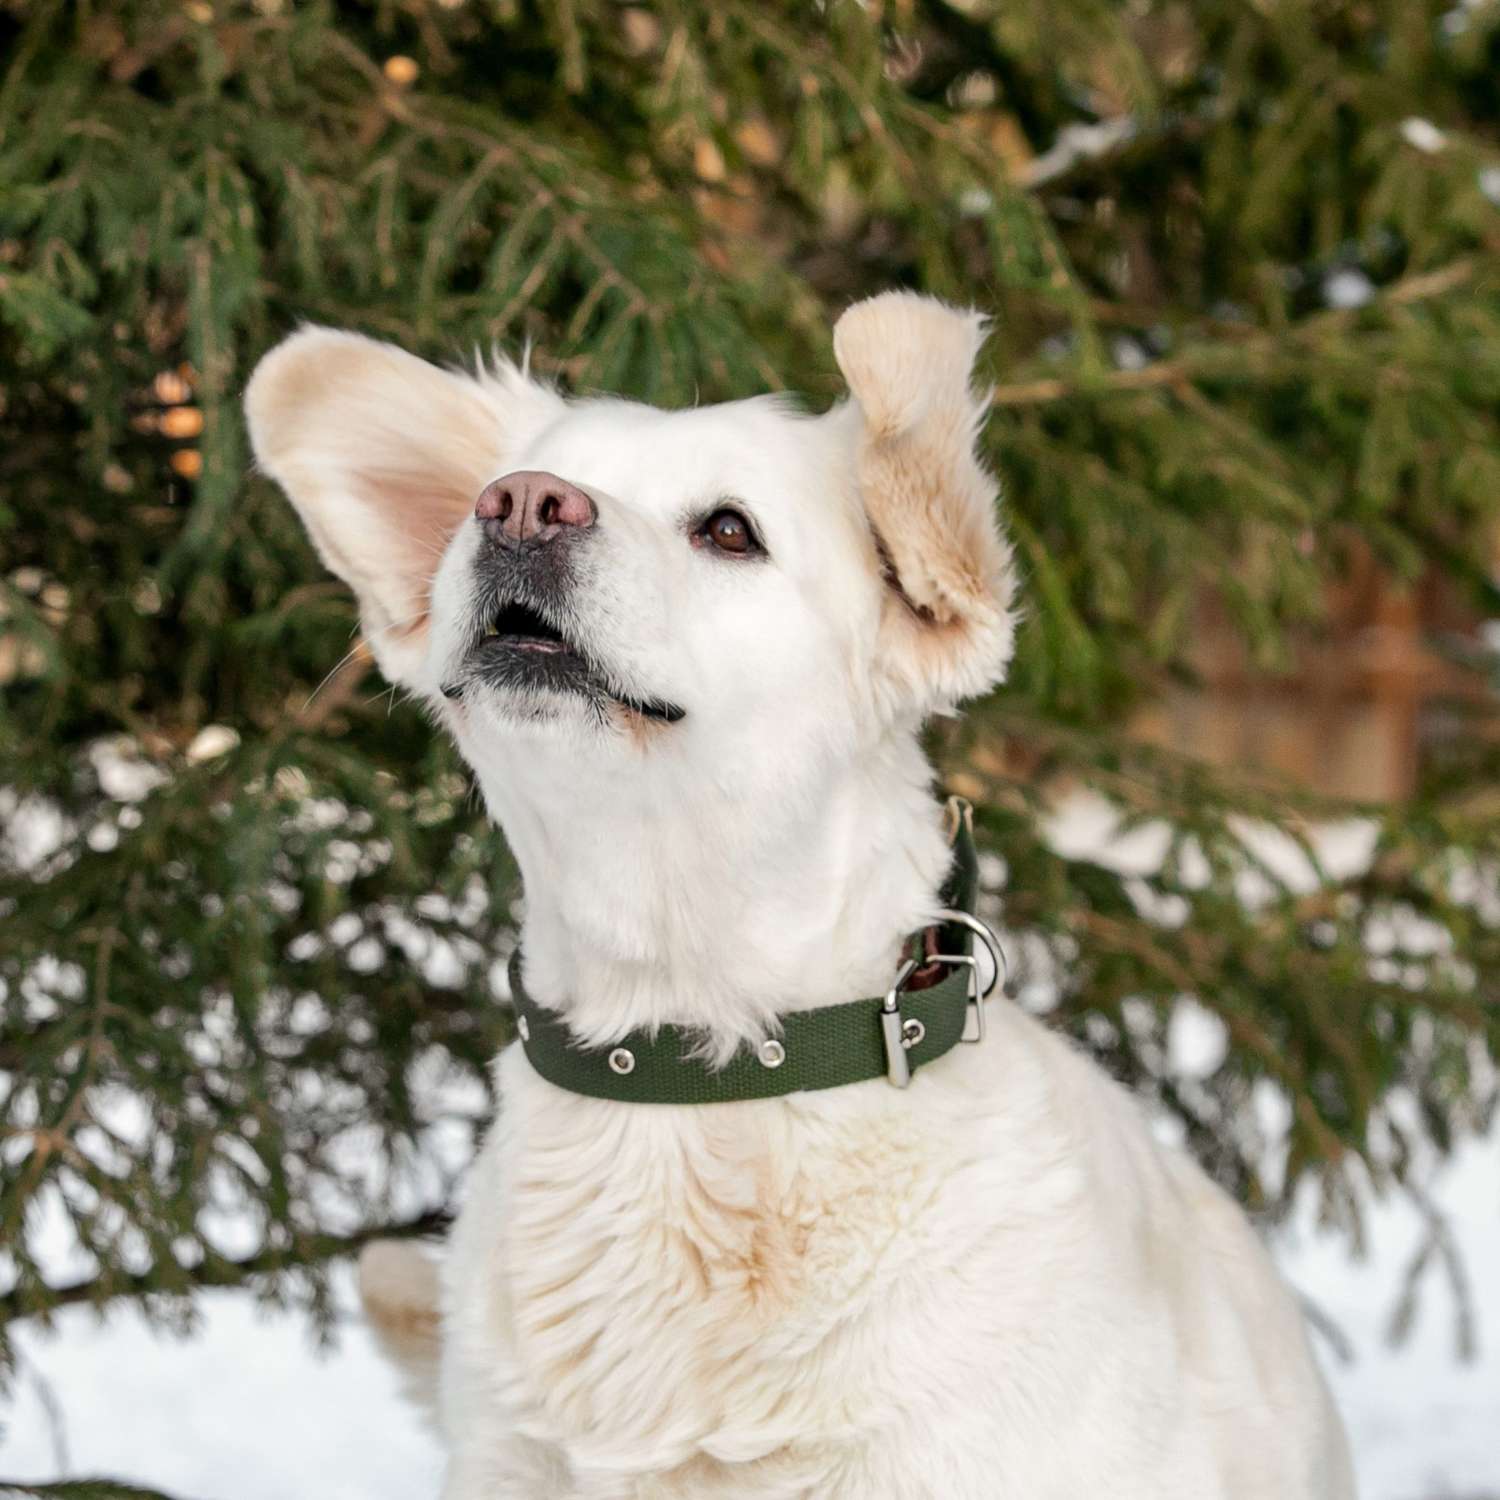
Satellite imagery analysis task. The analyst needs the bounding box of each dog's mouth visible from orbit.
[483,600,572,653]
[446,599,685,725]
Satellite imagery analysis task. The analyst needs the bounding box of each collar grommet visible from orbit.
[608,1047,636,1075]
[758,1039,786,1069]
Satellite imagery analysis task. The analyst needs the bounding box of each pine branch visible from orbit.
[0,1483,194,1500]
[990,258,1479,407]
[0,1211,450,1329]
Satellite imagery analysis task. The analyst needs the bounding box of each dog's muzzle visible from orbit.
[445,473,687,724]
[470,470,595,614]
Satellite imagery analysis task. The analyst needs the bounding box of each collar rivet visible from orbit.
[758,1039,786,1069]
[608,1047,636,1075]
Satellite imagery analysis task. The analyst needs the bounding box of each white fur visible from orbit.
[248,293,1354,1499]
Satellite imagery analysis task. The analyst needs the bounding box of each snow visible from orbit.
[2,1272,443,1500]
[1400,118,1448,155]
[185,725,241,764]
[1325,268,1377,311]
[1022,117,1137,188]
[1279,1134,1500,1500]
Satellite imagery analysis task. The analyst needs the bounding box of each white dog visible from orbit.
[246,293,1354,1499]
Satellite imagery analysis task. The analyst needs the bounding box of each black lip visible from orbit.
[449,598,686,724]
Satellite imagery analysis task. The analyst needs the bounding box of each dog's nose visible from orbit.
[475,471,596,549]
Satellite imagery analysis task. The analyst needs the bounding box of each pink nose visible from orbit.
[475,470,596,548]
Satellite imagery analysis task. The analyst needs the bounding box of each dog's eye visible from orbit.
[697,507,760,557]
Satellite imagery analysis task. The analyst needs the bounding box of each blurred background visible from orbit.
[1,2,1498,1496]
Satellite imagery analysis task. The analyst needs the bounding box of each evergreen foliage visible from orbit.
[3,0,1500,1448]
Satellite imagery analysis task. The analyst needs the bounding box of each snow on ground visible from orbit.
[2,1268,443,1500]
[3,1127,1497,1499]
[1279,1131,1500,1500]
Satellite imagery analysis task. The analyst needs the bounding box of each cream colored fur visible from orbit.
[359,1238,445,1421]
[247,292,1355,1499]
[833,297,1015,712]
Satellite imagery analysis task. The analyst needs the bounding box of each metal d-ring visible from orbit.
[881,910,1006,1085]
[934,909,1006,995]
[933,908,1006,1043]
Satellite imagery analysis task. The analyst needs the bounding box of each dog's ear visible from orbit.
[245,327,563,683]
[833,292,1015,716]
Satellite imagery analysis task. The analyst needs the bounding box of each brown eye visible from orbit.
[699,507,759,556]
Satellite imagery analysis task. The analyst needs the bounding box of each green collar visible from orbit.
[507,798,1002,1105]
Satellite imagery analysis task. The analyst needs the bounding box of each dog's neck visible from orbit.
[468,728,951,1054]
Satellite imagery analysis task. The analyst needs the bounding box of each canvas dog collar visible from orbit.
[505,798,1004,1105]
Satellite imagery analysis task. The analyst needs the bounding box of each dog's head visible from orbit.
[247,294,1014,792]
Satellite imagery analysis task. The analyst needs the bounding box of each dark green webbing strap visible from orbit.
[507,798,987,1105]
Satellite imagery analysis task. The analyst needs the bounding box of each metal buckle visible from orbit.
[880,913,1007,1086]
[880,958,921,1088]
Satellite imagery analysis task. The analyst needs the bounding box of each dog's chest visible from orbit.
[438,1028,1345,1500]
[451,1051,973,1480]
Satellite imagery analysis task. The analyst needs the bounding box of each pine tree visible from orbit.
[3,0,1499,1477]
